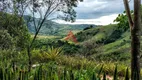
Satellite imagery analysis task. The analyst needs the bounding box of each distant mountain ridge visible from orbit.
[23,15,96,36]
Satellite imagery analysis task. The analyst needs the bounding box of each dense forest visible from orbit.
[0,0,142,80]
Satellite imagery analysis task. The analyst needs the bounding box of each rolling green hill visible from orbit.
[75,24,132,62]
[24,15,96,36]
[25,15,139,63]
[31,23,133,63]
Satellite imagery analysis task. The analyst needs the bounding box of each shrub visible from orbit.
[44,46,63,61]
[0,30,14,49]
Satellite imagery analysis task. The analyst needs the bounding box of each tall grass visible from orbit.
[0,64,131,80]
[0,48,134,80]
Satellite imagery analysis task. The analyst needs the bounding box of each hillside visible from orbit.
[33,23,132,63]
[24,15,96,36]
[75,24,132,62]
[23,15,141,66]
[31,23,132,63]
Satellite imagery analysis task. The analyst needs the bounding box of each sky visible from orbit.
[54,0,134,25]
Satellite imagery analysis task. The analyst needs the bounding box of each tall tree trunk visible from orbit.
[123,0,141,79]
[131,0,141,79]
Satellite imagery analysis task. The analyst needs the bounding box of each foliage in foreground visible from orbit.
[0,48,132,80]
[0,63,131,80]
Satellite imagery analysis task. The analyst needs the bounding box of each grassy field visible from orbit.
[31,35,62,39]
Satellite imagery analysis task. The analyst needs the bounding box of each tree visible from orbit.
[0,0,82,71]
[114,11,133,31]
[0,0,31,50]
[83,25,94,30]
[0,12,30,50]
[26,0,83,71]
[0,0,32,71]
[123,0,141,79]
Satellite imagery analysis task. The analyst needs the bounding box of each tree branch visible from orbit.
[123,0,133,29]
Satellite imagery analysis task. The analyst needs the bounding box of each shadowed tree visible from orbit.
[123,0,141,79]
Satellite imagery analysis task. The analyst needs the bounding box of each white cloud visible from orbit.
[75,0,107,14]
[53,14,118,25]
[74,0,134,19]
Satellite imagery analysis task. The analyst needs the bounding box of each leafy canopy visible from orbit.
[0,12,30,50]
[113,11,133,31]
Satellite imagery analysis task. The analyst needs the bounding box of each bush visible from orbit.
[0,30,14,49]
[76,28,99,42]
[0,49,28,69]
[104,29,124,44]
[0,12,31,50]
[33,39,81,55]
[83,25,93,30]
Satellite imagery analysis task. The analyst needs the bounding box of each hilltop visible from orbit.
[23,15,96,36]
